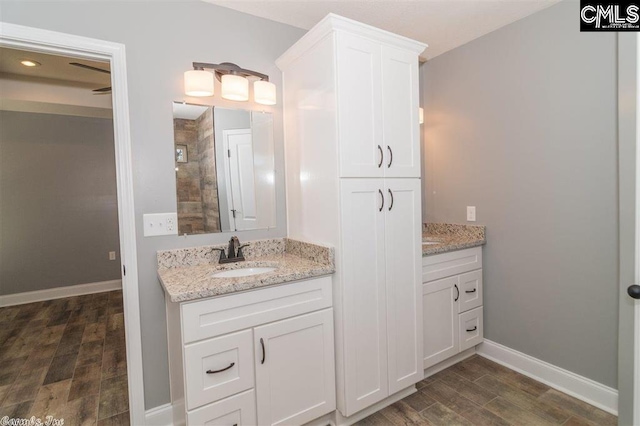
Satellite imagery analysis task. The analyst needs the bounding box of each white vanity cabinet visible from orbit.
[278,14,426,419]
[166,276,336,426]
[422,247,484,370]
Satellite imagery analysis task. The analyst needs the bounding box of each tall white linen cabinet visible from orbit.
[277,14,427,419]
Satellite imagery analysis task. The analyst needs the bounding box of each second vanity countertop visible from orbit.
[422,223,486,256]
[157,238,334,303]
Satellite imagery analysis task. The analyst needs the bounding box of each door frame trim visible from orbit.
[0,22,146,425]
[618,32,640,426]
[633,32,640,426]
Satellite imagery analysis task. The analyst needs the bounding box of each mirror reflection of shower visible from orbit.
[172,103,276,234]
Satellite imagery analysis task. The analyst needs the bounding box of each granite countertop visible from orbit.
[157,238,334,303]
[422,223,486,256]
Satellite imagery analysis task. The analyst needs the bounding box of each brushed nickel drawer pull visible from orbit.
[466,326,478,332]
[465,288,477,293]
[206,362,235,374]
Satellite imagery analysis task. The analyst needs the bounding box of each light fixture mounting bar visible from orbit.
[192,62,269,82]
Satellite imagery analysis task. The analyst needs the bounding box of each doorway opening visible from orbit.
[0,46,130,424]
[0,23,144,425]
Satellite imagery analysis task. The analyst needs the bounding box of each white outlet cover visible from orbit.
[467,206,476,222]
[143,213,178,237]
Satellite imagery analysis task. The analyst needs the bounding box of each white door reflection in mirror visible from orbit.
[224,129,256,230]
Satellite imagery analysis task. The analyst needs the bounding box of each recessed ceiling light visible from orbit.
[20,60,41,67]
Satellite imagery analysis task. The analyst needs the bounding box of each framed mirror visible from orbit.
[172,102,276,234]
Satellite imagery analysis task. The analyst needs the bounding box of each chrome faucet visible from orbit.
[217,236,249,264]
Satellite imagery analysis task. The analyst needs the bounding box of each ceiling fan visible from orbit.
[69,62,111,94]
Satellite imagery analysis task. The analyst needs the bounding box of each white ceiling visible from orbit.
[173,102,209,120]
[205,0,561,59]
[0,47,110,87]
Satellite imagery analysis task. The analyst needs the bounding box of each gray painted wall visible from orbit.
[422,0,619,387]
[0,1,305,409]
[0,111,121,295]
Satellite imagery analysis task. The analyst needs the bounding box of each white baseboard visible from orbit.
[477,339,618,415]
[0,279,122,307]
[145,403,174,426]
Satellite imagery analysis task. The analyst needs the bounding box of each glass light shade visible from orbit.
[184,70,214,96]
[254,80,277,105]
[221,74,249,101]
[419,107,424,125]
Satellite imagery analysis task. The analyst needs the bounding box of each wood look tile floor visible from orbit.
[0,291,129,426]
[356,355,617,426]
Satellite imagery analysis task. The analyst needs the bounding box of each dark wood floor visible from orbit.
[357,355,617,426]
[0,291,129,426]
[0,293,618,426]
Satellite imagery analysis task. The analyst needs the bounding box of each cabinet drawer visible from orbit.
[184,330,254,410]
[459,307,483,351]
[458,270,483,313]
[422,247,482,283]
[182,276,332,343]
[187,389,256,426]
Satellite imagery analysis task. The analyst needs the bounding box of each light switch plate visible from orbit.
[467,206,476,222]
[144,213,178,237]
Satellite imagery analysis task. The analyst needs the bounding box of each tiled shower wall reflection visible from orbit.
[174,109,221,235]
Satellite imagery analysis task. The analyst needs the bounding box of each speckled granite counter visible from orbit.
[158,238,334,302]
[422,223,486,256]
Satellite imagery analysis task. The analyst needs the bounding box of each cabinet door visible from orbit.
[340,179,388,415]
[337,32,384,178]
[254,309,336,426]
[423,276,460,369]
[381,45,420,178]
[385,179,423,393]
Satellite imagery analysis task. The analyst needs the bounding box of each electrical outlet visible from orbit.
[143,213,179,237]
[167,215,176,233]
[109,251,116,261]
[467,206,476,222]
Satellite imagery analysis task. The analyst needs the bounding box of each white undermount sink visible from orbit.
[212,267,277,278]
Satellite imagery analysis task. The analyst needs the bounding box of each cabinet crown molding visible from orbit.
[276,13,427,70]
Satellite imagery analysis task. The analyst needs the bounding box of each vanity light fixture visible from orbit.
[254,80,277,106]
[184,62,276,105]
[221,74,249,101]
[184,69,214,96]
